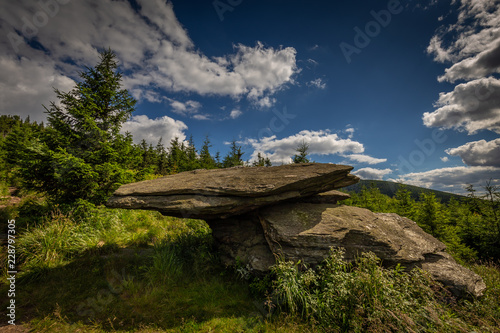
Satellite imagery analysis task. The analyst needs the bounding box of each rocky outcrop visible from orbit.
[107,163,486,298]
[258,204,486,297]
[106,163,358,219]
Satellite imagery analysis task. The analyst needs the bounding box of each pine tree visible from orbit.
[155,137,169,175]
[292,141,310,163]
[15,49,137,204]
[199,135,216,169]
[223,140,244,168]
[185,135,200,171]
[394,185,416,219]
[253,152,272,167]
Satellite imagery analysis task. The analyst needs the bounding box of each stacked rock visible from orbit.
[106,163,485,298]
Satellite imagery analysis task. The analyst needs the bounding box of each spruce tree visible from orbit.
[222,140,244,168]
[17,49,137,204]
[199,135,216,169]
[292,141,310,163]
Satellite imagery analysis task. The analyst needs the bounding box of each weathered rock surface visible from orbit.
[106,163,358,219]
[208,203,485,298]
[259,204,445,265]
[257,204,486,298]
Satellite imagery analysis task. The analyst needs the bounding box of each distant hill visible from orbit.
[344,180,466,203]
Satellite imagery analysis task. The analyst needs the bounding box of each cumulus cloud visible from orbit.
[393,166,500,193]
[422,0,500,194]
[166,98,202,117]
[345,154,387,165]
[0,0,299,120]
[422,77,500,134]
[353,168,392,180]
[425,0,500,134]
[446,138,500,167]
[438,39,500,83]
[245,129,364,164]
[427,0,500,76]
[440,156,449,162]
[0,55,75,122]
[121,115,188,146]
[230,109,243,119]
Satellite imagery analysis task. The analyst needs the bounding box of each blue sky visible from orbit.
[1,0,499,193]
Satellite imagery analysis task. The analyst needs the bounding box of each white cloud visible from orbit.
[422,77,500,134]
[230,109,243,119]
[438,39,500,83]
[393,166,500,193]
[353,168,392,180]
[446,138,500,167]
[423,0,500,194]
[251,95,276,109]
[440,156,449,162]
[245,129,364,164]
[427,0,500,71]
[0,0,299,120]
[345,127,355,139]
[307,78,326,89]
[0,55,75,122]
[192,114,211,121]
[166,98,202,117]
[121,115,187,146]
[345,154,387,165]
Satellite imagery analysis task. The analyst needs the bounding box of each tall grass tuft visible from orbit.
[17,209,99,273]
[144,220,214,283]
[271,248,474,332]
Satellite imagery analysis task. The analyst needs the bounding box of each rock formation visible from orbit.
[106,163,358,219]
[106,163,486,298]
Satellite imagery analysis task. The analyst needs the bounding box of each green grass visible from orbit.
[0,201,308,332]
[1,197,500,332]
[271,249,500,332]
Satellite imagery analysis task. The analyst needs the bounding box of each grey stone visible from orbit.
[106,163,359,219]
[256,203,486,298]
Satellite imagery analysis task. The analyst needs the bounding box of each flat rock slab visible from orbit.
[106,163,359,219]
[257,203,486,298]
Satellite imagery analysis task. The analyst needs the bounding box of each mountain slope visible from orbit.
[344,180,465,203]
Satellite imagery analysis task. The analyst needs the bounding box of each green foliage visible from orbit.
[346,181,500,263]
[199,135,218,169]
[7,50,138,205]
[394,184,417,219]
[292,141,310,164]
[271,248,494,332]
[223,139,245,168]
[144,219,214,283]
[253,152,272,167]
[346,179,463,204]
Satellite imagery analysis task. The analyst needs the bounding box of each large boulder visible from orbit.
[106,163,358,219]
[208,203,485,298]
